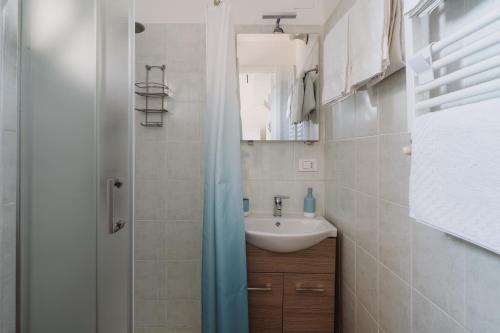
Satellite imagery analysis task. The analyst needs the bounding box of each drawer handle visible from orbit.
[295,288,325,293]
[248,286,272,291]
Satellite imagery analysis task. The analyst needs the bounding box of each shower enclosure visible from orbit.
[17,0,134,332]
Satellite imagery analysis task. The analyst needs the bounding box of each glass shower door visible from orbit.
[19,0,133,332]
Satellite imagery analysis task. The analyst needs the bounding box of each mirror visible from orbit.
[237,33,320,142]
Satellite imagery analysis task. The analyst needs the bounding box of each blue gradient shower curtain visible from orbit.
[202,1,249,332]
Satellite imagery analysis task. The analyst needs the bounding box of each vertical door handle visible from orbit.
[107,178,126,233]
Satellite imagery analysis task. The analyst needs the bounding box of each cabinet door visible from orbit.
[248,273,283,333]
[283,274,335,333]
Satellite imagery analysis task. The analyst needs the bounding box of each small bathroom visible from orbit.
[1,0,500,332]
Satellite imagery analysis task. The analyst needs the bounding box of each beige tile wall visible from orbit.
[324,67,500,333]
[324,1,500,332]
[134,23,205,333]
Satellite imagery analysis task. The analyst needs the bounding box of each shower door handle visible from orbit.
[107,178,126,234]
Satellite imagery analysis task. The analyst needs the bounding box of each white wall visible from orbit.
[136,0,330,24]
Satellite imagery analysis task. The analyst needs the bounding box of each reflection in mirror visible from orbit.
[237,33,320,142]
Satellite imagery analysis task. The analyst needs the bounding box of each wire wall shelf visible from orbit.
[135,65,170,127]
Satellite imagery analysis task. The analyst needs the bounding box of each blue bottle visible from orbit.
[304,188,316,218]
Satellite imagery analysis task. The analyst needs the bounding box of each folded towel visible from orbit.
[349,0,388,89]
[410,98,500,255]
[290,76,305,124]
[405,0,444,17]
[322,14,349,104]
[302,71,317,122]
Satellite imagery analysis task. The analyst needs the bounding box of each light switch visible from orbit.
[299,159,318,172]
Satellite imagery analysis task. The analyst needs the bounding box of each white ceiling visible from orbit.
[136,0,339,25]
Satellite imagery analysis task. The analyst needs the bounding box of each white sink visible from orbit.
[245,215,337,253]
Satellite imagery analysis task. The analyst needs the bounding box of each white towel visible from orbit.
[405,0,444,17]
[302,71,317,121]
[322,14,349,104]
[385,0,405,77]
[290,76,304,124]
[349,0,389,90]
[410,98,500,255]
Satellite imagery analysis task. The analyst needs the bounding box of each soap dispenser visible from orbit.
[303,187,316,218]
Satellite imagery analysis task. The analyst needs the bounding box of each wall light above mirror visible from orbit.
[237,33,320,142]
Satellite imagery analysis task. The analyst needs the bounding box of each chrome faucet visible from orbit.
[273,195,290,217]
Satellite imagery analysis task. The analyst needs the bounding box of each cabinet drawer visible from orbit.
[248,273,283,333]
[283,307,335,333]
[284,274,335,308]
[283,274,335,332]
[247,238,336,274]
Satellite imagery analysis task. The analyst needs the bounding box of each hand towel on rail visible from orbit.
[322,14,349,104]
[290,75,305,124]
[410,97,500,255]
[302,71,317,122]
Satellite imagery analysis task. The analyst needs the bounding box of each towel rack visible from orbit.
[404,3,500,130]
[135,65,170,127]
[303,65,319,79]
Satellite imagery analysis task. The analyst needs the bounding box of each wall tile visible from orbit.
[342,283,356,333]
[136,179,165,220]
[167,71,206,102]
[335,187,356,239]
[334,95,356,139]
[165,180,202,220]
[341,234,356,292]
[135,260,162,300]
[324,104,335,141]
[165,101,202,141]
[324,180,337,221]
[166,300,201,331]
[379,200,411,282]
[355,137,379,196]
[135,22,205,331]
[356,247,379,319]
[166,141,202,180]
[136,139,167,180]
[379,133,411,206]
[136,24,166,63]
[412,222,466,324]
[135,300,167,328]
[378,70,407,134]
[413,290,466,333]
[241,143,294,181]
[135,221,165,260]
[465,244,500,333]
[355,90,378,137]
[161,261,201,300]
[355,192,378,258]
[163,221,202,260]
[164,24,205,73]
[357,302,379,333]
[335,140,356,188]
[325,142,336,181]
[379,266,410,333]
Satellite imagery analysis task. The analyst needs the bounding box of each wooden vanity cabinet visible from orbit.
[247,238,337,333]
